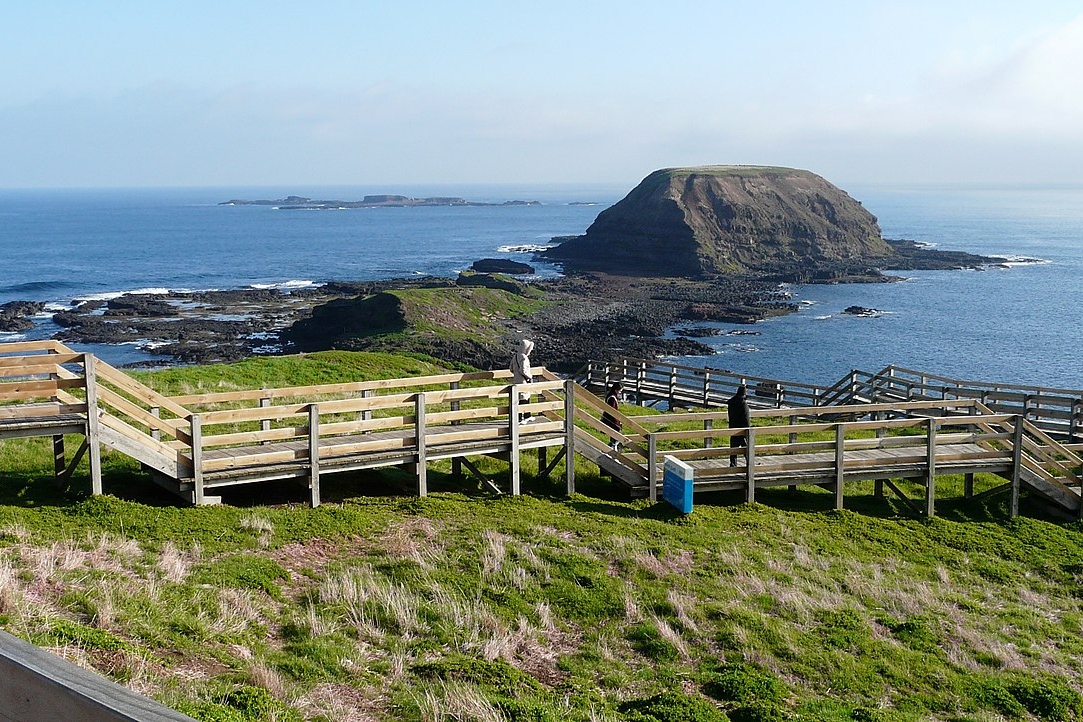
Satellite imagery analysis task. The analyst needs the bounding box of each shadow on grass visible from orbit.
[3,450,1070,528]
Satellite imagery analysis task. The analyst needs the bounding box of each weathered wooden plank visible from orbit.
[168,368,543,406]
[93,362,192,418]
[0,402,85,420]
[96,385,191,443]
[0,352,83,370]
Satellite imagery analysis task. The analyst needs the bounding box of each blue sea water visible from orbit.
[0,183,1079,389]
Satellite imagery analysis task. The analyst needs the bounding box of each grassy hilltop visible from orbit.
[2,352,1083,722]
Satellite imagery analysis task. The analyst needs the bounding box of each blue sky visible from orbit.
[3,1,1081,188]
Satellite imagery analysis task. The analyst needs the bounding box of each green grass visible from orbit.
[389,286,548,342]
[2,352,1083,721]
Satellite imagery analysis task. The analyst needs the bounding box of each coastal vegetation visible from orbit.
[2,351,1083,721]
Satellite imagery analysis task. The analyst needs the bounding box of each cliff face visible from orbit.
[545,166,892,277]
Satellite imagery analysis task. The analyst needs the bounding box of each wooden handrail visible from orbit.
[167,367,546,406]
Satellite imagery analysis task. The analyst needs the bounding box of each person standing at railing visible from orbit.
[602,381,624,450]
[510,338,535,421]
[727,384,750,466]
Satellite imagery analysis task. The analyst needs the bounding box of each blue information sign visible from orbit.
[662,456,694,514]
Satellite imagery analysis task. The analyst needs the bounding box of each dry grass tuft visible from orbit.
[379,517,442,568]
[415,682,506,722]
[157,541,192,583]
[247,659,291,698]
[240,514,274,548]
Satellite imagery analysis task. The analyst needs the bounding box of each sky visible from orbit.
[2,1,1082,189]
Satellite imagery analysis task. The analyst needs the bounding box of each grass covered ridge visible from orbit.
[1,351,1083,721]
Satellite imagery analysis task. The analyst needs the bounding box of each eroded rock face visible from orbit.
[544,166,891,277]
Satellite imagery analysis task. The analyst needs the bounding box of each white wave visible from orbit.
[798,300,816,306]
[0,332,26,341]
[996,255,1049,267]
[727,343,762,353]
[74,287,173,302]
[814,314,833,320]
[248,280,320,291]
[44,302,74,312]
[497,244,548,253]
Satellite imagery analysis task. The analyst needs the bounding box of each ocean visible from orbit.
[1,183,1080,390]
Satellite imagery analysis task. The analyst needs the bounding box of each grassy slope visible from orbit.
[1,352,1083,722]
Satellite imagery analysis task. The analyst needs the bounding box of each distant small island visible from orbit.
[220,194,541,209]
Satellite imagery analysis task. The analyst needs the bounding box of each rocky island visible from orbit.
[221,194,541,210]
[38,166,1014,370]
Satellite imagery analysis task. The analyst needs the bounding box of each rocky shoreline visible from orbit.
[0,237,1021,372]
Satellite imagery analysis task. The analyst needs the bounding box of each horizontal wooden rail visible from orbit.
[168,368,533,406]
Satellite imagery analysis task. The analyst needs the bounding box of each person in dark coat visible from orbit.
[727,384,751,466]
[602,381,624,450]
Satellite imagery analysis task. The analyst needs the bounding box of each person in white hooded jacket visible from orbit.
[510,339,535,412]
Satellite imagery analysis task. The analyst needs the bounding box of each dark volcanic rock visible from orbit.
[283,292,406,351]
[543,166,890,277]
[105,295,175,317]
[843,306,883,317]
[0,301,45,332]
[471,258,535,274]
[456,272,529,295]
[883,239,1010,270]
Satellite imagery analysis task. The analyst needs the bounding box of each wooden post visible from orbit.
[835,423,845,510]
[1069,399,1080,443]
[564,381,576,495]
[636,362,645,406]
[150,406,161,442]
[83,354,103,496]
[925,417,937,517]
[260,396,271,442]
[52,436,65,479]
[703,371,711,407]
[1010,416,1023,518]
[361,389,373,422]
[308,404,321,507]
[964,472,975,498]
[509,388,521,496]
[648,434,658,502]
[668,367,677,409]
[788,414,798,493]
[704,418,713,449]
[415,393,427,497]
[190,413,204,506]
[450,381,462,478]
[745,428,756,503]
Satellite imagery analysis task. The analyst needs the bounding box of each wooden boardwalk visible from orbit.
[1,341,1081,518]
[583,357,1083,441]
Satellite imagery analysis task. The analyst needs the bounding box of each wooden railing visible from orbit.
[582,358,1083,442]
[851,366,1083,440]
[167,369,567,503]
[632,398,1083,516]
[3,340,1078,516]
[0,340,88,419]
[582,357,829,409]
